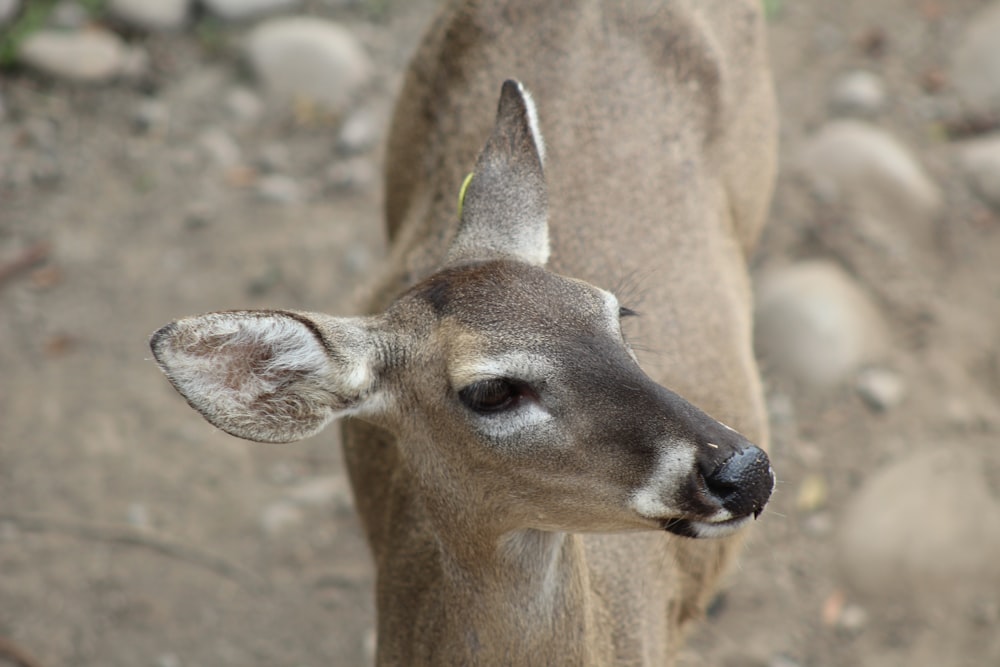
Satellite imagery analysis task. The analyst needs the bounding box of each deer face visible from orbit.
[150,80,772,539]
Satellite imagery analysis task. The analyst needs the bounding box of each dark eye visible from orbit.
[619,306,639,318]
[459,378,529,414]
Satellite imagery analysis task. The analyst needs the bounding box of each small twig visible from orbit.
[0,242,51,289]
[0,636,45,667]
[0,512,269,594]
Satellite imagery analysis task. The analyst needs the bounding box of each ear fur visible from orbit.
[447,79,550,266]
[150,311,380,443]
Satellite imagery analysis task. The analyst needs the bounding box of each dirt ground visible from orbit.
[1,1,999,666]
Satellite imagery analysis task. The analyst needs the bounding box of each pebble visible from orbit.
[327,156,378,191]
[957,133,1000,211]
[126,502,152,529]
[245,17,373,114]
[0,0,18,27]
[225,86,264,125]
[855,367,905,412]
[337,105,384,155]
[837,449,1000,600]
[256,174,303,204]
[48,1,88,30]
[286,475,352,509]
[259,499,304,537]
[797,120,942,225]
[256,143,291,173]
[951,2,1000,113]
[828,70,886,117]
[198,128,242,167]
[203,0,301,21]
[155,653,181,667]
[755,261,888,387]
[107,0,191,31]
[17,28,127,83]
[133,98,171,135]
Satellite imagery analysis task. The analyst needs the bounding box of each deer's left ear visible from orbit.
[447,79,549,266]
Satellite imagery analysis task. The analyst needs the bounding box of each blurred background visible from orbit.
[1,0,998,665]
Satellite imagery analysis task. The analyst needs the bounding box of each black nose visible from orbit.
[703,446,773,517]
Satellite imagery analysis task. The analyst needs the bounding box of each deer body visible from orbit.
[151,1,777,665]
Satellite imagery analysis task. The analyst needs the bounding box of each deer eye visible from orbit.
[458,378,532,414]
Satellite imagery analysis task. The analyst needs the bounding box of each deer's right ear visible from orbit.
[150,311,384,444]
[447,79,549,266]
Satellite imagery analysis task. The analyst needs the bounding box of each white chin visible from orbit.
[662,514,753,539]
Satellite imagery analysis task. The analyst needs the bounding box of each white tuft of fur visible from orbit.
[517,81,546,166]
[152,312,376,443]
[629,444,698,519]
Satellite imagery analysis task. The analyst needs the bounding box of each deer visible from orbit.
[150,0,777,664]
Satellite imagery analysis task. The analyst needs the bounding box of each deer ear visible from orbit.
[447,79,549,266]
[150,311,382,443]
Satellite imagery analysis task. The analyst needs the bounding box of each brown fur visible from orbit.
[344,1,777,664]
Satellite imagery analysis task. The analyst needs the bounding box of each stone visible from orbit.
[855,367,905,412]
[957,133,1000,211]
[952,2,1000,113]
[203,0,300,21]
[755,261,888,387]
[198,128,242,168]
[259,499,303,537]
[837,449,1000,600]
[829,70,886,117]
[256,174,303,204]
[107,0,190,31]
[245,17,373,114]
[0,0,18,28]
[133,98,171,135]
[225,87,264,124]
[17,29,127,83]
[337,105,383,155]
[48,1,87,29]
[287,475,352,509]
[797,120,942,225]
[327,156,377,191]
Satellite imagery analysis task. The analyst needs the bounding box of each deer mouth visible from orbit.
[660,512,759,539]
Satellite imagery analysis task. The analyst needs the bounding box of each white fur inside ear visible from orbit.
[151,312,372,443]
[517,81,546,166]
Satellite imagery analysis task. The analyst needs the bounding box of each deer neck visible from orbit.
[444,529,605,662]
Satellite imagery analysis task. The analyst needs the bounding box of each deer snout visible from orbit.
[702,445,773,519]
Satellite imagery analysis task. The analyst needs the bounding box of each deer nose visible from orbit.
[703,446,773,518]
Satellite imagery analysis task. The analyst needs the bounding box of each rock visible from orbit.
[133,98,170,135]
[198,128,242,168]
[126,503,152,529]
[17,29,127,83]
[245,17,373,114]
[837,449,1000,600]
[256,143,291,173]
[256,174,303,204]
[327,156,377,191]
[48,1,87,29]
[259,500,303,537]
[957,133,1000,211]
[829,70,886,117]
[225,86,264,125]
[755,261,888,387]
[286,475,352,509]
[107,0,190,31]
[155,654,181,667]
[0,0,18,28]
[855,367,905,412]
[337,105,383,155]
[952,2,1000,113]
[797,120,942,225]
[204,0,300,21]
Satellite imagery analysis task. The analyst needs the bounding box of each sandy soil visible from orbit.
[1,1,998,666]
